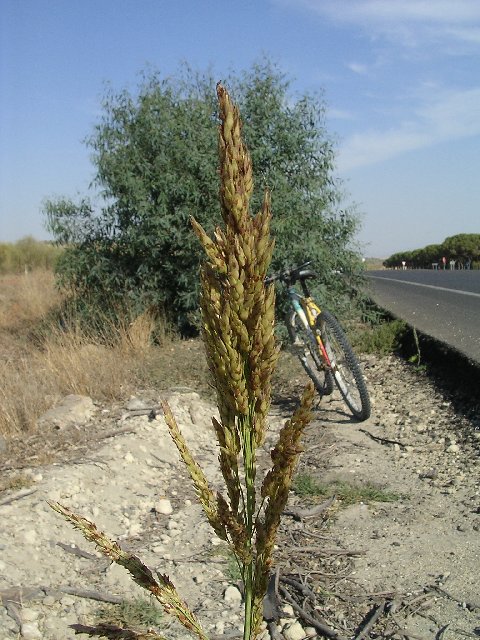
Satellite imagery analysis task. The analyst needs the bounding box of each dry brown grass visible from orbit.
[0,270,165,438]
[0,269,61,330]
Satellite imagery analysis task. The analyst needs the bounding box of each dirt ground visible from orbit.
[0,341,479,639]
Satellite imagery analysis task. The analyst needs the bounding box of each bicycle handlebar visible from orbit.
[265,262,316,285]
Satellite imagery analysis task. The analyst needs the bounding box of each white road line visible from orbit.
[368,276,480,299]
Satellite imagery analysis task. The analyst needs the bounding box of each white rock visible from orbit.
[37,394,94,429]
[224,585,242,605]
[124,451,135,463]
[126,398,149,411]
[20,622,43,639]
[447,444,460,453]
[281,604,295,617]
[304,627,317,638]
[283,621,307,640]
[20,609,39,622]
[215,621,225,634]
[23,529,37,544]
[128,522,143,536]
[156,498,173,515]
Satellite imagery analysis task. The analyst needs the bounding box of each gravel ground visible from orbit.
[0,349,478,640]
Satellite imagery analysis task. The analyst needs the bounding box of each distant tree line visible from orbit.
[384,234,480,269]
[0,237,63,274]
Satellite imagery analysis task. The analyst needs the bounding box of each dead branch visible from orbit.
[353,600,386,640]
[359,428,407,448]
[56,586,123,604]
[0,488,37,507]
[279,585,347,640]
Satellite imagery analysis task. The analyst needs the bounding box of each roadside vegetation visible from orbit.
[0,60,385,442]
[0,267,169,437]
[384,233,480,269]
[0,236,63,274]
[292,472,403,506]
[43,58,368,334]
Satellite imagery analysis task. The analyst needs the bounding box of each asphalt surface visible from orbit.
[366,269,480,364]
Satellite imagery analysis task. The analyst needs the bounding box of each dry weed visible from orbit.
[0,273,165,437]
[0,269,60,329]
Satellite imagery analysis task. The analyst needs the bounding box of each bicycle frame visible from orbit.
[287,285,332,367]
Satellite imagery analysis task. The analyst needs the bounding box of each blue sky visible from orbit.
[1,0,479,257]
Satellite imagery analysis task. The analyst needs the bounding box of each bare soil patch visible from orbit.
[0,340,479,639]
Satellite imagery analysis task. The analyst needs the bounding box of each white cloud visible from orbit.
[347,62,368,74]
[275,0,480,49]
[328,107,356,120]
[338,87,480,171]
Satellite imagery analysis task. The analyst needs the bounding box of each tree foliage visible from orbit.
[384,234,480,269]
[44,60,364,332]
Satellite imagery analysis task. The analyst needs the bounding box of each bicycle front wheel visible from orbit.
[317,310,371,421]
[288,311,334,396]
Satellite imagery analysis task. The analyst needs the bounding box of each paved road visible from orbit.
[366,270,480,364]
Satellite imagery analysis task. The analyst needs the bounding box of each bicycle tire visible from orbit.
[317,310,371,421]
[287,311,334,396]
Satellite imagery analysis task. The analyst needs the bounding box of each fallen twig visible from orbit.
[429,585,480,612]
[359,429,407,448]
[56,586,124,604]
[353,600,386,640]
[0,488,37,507]
[293,546,365,556]
[279,584,347,640]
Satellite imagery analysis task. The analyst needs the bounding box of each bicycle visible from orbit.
[266,262,371,421]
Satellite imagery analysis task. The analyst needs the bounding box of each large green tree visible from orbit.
[44,60,363,332]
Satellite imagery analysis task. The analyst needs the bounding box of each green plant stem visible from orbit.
[241,410,256,640]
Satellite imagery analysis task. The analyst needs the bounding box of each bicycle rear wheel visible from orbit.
[288,312,334,396]
[317,310,371,421]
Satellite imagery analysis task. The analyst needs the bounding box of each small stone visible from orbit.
[43,596,56,606]
[281,604,295,617]
[304,627,317,638]
[224,585,242,605]
[283,621,307,640]
[124,451,135,463]
[23,529,37,544]
[126,398,149,411]
[20,622,42,639]
[128,522,142,536]
[447,444,460,453]
[421,468,438,480]
[215,621,225,634]
[60,596,75,607]
[20,609,39,622]
[156,498,173,515]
